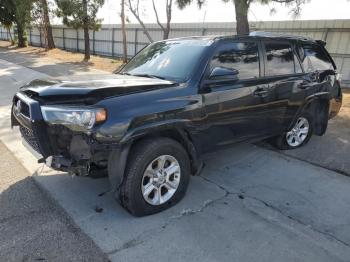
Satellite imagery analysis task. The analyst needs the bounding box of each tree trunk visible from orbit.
[40,0,55,49]
[82,0,90,60]
[121,0,128,63]
[234,0,250,35]
[7,28,13,42]
[17,22,26,47]
[164,0,172,39]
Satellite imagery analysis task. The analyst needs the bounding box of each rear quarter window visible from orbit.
[297,43,334,72]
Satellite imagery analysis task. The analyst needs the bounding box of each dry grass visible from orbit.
[0,41,123,73]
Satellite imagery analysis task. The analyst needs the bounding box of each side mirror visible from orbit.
[209,67,239,81]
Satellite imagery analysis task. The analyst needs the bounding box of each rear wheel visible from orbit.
[114,137,190,216]
[274,113,313,150]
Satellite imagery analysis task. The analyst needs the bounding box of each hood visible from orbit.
[21,74,177,102]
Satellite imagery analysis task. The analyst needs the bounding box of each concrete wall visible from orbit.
[0,20,349,86]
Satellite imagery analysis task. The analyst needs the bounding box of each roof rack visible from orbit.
[249,31,314,42]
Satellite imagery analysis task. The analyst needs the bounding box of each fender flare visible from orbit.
[291,92,330,135]
[108,120,202,191]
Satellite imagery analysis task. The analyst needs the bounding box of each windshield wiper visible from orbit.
[129,73,166,80]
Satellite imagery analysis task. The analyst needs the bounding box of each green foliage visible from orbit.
[0,0,15,27]
[177,0,205,9]
[55,0,105,30]
[13,0,34,27]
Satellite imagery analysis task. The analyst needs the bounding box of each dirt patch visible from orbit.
[0,40,123,73]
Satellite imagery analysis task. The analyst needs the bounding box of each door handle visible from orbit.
[253,86,269,97]
[297,81,310,89]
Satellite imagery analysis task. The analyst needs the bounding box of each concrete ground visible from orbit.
[1,51,350,262]
[0,141,109,261]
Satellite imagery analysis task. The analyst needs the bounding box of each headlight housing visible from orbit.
[41,106,107,131]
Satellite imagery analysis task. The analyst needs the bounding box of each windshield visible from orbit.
[120,40,211,82]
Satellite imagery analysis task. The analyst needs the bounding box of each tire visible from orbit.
[274,112,313,150]
[113,137,190,217]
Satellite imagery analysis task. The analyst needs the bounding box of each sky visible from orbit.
[95,0,350,25]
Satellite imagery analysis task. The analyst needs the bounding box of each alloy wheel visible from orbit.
[141,155,181,205]
[286,117,310,147]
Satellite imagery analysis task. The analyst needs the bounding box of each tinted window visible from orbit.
[121,40,210,82]
[298,43,333,72]
[210,42,260,80]
[264,42,295,76]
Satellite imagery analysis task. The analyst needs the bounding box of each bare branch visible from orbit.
[127,0,153,42]
[152,0,165,31]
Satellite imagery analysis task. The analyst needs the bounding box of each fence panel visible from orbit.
[0,20,349,86]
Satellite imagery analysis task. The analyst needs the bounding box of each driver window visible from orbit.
[209,42,260,80]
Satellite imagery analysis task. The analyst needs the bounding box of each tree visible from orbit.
[40,0,55,49]
[178,0,307,35]
[55,0,105,60]
[128,0,192,41]
[152,0,172,40]
[0,0,16,43]
[13,0,34,47]
[127,0,153,42]
[32,0,55,49]
[121,0,128,63]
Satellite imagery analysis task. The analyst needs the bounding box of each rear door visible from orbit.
[258,40,305,132]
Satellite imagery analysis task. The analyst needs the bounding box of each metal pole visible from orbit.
[63,28,65,49]
[111,28,115,57]
[39,28,42,47]
[323,28,330,42]
[29,29,32,45]
[76,29,79,52]
[134,28,138,56]
[93,30,95,55]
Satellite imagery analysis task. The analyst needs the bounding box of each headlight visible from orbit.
[41,106,107,131]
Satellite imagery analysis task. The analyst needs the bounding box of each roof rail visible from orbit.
[249,31,314,41]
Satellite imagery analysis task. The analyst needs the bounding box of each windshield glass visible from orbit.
[120,40,211,82]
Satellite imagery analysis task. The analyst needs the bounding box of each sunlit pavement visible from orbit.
[1,58,350,262]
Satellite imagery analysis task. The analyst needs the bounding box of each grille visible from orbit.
[19,126,42,155]
[14,97,30,118]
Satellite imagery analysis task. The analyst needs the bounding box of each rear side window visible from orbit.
[264,42,295,76]
[209,42,260,80]
[297,43,333,72]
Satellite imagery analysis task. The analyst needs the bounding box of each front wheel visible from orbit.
[113,137,190,216]
[274,113,313,150]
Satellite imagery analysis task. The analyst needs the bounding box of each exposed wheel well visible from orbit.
[304,98,329,136]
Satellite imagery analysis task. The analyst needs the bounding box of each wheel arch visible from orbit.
[299,93,330,136]
[108,122,202,191]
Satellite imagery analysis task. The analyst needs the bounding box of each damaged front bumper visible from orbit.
[11,92,120,176]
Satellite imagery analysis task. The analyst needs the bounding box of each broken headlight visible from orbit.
[41,106,107,131]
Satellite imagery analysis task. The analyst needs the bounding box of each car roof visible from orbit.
[166,31,321,45]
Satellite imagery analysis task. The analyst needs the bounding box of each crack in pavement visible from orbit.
[106,177,229,256]
[199,174,350,250]
[107,173,350,257]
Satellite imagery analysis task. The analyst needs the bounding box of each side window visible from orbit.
[298,43,333,72]
[264,42,295,76]
[209,42,260,80]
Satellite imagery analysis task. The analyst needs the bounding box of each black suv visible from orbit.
[12,32,342,216]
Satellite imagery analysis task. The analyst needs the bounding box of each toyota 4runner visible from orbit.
[11,32,342,216]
